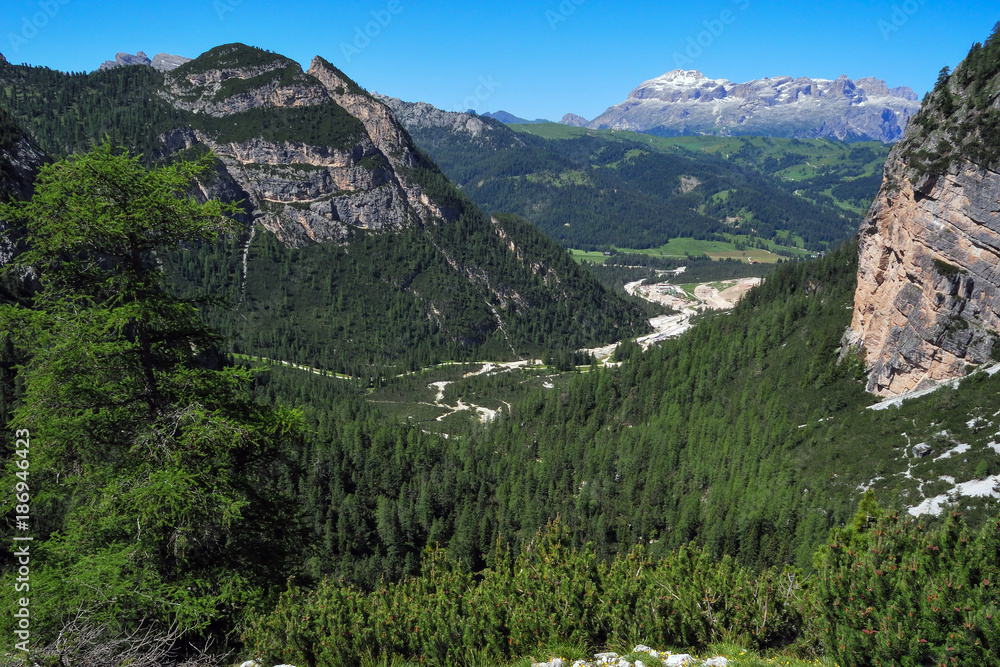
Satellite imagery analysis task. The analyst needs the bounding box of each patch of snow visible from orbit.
[866,365,1000,411]
[907,474,1000,517]
[936,443,970,460]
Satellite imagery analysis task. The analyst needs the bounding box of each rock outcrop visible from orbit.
[559,113,589,127]
[99,51,191,72]
[376,94,496,138]
[150,53,192,71]
[0,109,46,265]
[588,70,920,142]
[849,31,1000,396]
[531,646,726,667]
[158,45,449,245]
[99,51,152,69]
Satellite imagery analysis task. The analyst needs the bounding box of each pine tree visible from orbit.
[0,141,303,658]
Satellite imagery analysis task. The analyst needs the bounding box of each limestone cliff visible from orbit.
[159,44,437,246]
[850,28,1000,396]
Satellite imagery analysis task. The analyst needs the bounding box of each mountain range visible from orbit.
[481,110,551,124]
[562,70,921,143]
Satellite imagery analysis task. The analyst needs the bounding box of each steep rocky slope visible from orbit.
[159,47,429,245]
[849,28,1000,396]
[586,70,919,142]
[0,108,45,265]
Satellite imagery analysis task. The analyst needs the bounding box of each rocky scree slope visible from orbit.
[849,28,1000,396]
[586,69,919,143]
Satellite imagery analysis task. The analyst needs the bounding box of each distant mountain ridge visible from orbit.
[576,69,920,143]
[482,110,550,124]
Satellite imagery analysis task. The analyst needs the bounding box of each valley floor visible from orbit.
[585,275,762,360]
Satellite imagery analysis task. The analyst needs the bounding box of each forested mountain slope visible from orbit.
[0,44,647,374]
[380,95,886,250]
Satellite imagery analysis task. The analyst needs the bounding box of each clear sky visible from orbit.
[2,0,996,121]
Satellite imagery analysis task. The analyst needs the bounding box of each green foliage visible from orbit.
[192,101,366,148]
[162,208,646,378]
[244,522,806,666]
[405,120,880,251]
[933,257,966,277]
[0,61,186,158]
[0,105,21,149]
[813,495,1000,666]
[169,43,297,76]
[0,142,302,655]
[905,22,1000,178]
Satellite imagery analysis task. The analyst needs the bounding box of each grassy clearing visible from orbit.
[570,249,612,264]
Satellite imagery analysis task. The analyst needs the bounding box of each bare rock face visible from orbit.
[150,53,192,72]
[849,34,1000,396]
[0,112,47,265]
[98,51,191,72]
[559,113,589,127]
[163,51,328,116]
[99,51,152,70]
[375,94,494,138]
[157,44,452,246]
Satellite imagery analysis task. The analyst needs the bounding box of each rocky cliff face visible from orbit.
[849,31,1000,396]
[585,70,919,142]
[0,110,46,265]
[158,45,447,246]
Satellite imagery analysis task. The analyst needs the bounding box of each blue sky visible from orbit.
[2,0,996,121]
